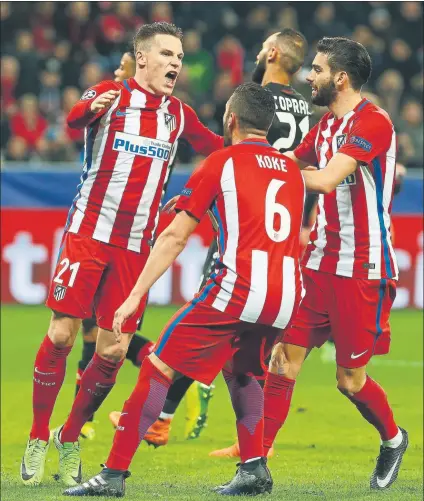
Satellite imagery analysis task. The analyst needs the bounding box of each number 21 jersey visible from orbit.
[265,82,311,153]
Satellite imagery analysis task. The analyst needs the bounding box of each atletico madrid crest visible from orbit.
[336,134,347,149]
[164,113,177,132]
[54,285,67,301]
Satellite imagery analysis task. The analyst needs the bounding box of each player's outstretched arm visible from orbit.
[284,151,310,170]
[302,152,358,194]
[113,212,198,340]
[181,103,224,156]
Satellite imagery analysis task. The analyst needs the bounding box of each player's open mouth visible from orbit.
[165,71,178,86]
[311,85,318,97]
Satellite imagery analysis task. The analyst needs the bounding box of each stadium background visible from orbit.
[1,2,423,500]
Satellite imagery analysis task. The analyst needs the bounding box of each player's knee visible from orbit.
[48,312,80,347]
[336,370,366,396]
[97,343,128,363]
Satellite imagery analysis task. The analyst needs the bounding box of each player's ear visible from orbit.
[267,47,277,63]
[228,112,236,131]
[136,50,147,69]
[335,70,348,88]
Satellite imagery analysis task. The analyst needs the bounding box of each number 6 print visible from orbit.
[265,179,292,243]
[53,258,81,287]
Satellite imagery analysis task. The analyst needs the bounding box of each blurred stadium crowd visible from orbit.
[1,1,422,168]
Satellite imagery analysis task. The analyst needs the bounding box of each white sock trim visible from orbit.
[244,457,262,463]
[382,427,403,448]
[159,412,174,420]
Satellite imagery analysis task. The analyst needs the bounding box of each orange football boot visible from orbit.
[209,441,274,458]
[109,412,171,448]
[143,418,172,448]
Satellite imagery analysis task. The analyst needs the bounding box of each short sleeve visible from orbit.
[338,113,393,164]
[294,123,319,165]
[175,156,222,222]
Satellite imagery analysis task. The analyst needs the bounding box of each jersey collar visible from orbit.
[239,138,271,147]
[331,97,370,122]
[127,78,167,108]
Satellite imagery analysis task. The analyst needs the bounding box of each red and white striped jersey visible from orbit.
[176,139,305,329]
[295,98,399,280]
[66,78,223,254]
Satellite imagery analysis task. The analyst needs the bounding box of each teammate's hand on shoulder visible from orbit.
[113,293,141,342]
[90,90,120,113]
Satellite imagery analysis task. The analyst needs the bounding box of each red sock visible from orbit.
[61,353,124,443]
[223,370,264,462]
[75,367,83,395]
[263,372,295,453]
[106,357,171,471]
[30,335,71,441]
[135,340,155,367]
[346,376,398,441]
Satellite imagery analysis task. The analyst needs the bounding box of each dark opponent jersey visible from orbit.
[265,82,311,153]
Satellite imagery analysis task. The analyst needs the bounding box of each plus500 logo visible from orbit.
[113,132,171,160]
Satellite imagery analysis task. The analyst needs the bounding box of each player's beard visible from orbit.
[252,56,266,84]
[311,79,337,106]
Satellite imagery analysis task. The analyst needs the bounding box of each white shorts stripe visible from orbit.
[69,97,120,233]
[306,117,334,270]
[240,250,268,323]
[273,256,296,329]
[362,165,382,279]
[212,158,239,312]
[128,101,172,252]
[93,90,145,242]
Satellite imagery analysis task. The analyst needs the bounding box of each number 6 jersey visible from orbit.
[175,138,305,329]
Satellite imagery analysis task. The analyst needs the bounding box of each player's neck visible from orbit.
[329,89,363,119]
[262,68,291,87]
[232,132,267,145]
[133,73,164,97]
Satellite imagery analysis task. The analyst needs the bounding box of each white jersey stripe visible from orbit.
[361,164,382,279]
[333,111,355,277]
[212,158,239,312]
[240,250,268,323]
[383,130,398,279]
[93,91,145,242]
[306,117,334,269]
[307,122,322,236]
[128,100,172,252]
[69,97,120,233]
[152,102,186,240]
[273,256,296,329]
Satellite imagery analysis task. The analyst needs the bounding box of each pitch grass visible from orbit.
[1,306,423,501]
